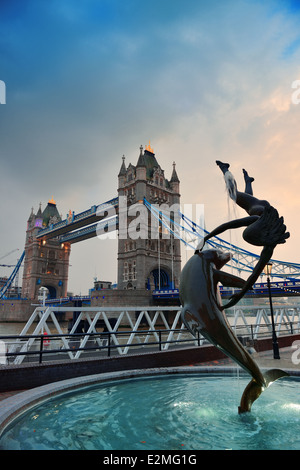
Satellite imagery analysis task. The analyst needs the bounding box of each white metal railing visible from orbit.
[6,306,190,364]
[229,305,300,339]
[3,304,300,365]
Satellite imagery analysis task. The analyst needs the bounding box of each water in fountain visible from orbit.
[0,374,298,450]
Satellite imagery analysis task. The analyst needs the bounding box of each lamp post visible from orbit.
[264,262,280,359]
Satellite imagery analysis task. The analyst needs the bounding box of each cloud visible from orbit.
[1,0,300,293]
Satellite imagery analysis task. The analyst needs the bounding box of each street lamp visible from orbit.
[264,262,280,359]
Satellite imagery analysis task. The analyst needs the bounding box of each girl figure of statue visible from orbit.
[197,161,289,309]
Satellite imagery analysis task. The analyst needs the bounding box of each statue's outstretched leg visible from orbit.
[216,160,230,175]
[243,169,254,196]
[216,160,260,214]
[216,160,237,200]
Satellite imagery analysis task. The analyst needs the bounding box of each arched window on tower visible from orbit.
[133,261,136,280]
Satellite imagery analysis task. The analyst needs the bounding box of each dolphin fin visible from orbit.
[181,306,200,337]
[238,369,290,414]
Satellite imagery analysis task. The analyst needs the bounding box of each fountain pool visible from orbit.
[0,368,299,450]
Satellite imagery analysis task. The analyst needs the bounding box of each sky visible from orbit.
[1,0,300,295]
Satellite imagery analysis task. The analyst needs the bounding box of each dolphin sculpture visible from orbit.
[179,248,289,413]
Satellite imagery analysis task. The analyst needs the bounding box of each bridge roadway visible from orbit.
[153,280,300,299]
[43,278,300,308]
[59,216,118,244]
[36,197,118,243]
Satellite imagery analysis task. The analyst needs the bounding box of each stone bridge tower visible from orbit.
[117,143,181,291]
[22,198,71,300]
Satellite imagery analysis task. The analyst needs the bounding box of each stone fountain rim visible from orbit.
[0,366,298,438]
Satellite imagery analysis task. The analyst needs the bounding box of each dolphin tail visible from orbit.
[238,369,289,414]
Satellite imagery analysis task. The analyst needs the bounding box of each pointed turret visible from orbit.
[136,145,146,167]
[136,145,147,182]
[118,156,127,188]
[36,203,42,218]
[170,162,180,196]
[118,155,127,176]
[27,207,34,222]
[35,203,43,228]
[27,207,35,231]
[170,161,180,183]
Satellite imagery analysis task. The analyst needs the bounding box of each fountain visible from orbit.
[0,368,299,450]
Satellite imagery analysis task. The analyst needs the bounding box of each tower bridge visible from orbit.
[6,144,182,302]
[36,197,119,243]
[1,143,300,305]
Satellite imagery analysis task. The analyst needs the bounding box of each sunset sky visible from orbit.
[1,0,300,294]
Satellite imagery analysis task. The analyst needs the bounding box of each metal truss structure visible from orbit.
[7,306,190,364]
[144,198,300,281]
[231,305,300,339]
[6,304,300,365]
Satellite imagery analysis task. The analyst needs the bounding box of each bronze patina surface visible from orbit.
[180,162,290,413]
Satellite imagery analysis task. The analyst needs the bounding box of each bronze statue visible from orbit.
[179,162,290,413]
[199,161,290,309]
[180,249,289,413]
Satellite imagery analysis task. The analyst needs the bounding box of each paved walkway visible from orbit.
[253,346,299,371]
[198,346,299,370]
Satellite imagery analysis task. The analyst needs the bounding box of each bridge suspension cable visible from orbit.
[143,198,300,281]
[0,250,25,299]
[0,248,19,261]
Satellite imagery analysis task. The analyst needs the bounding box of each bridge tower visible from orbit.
[117,143,181,291]
[22,198,71,300]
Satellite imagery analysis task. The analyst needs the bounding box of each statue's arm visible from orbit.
[221,245,274,310]
[215,270,246,289]
[202,216,259,246]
